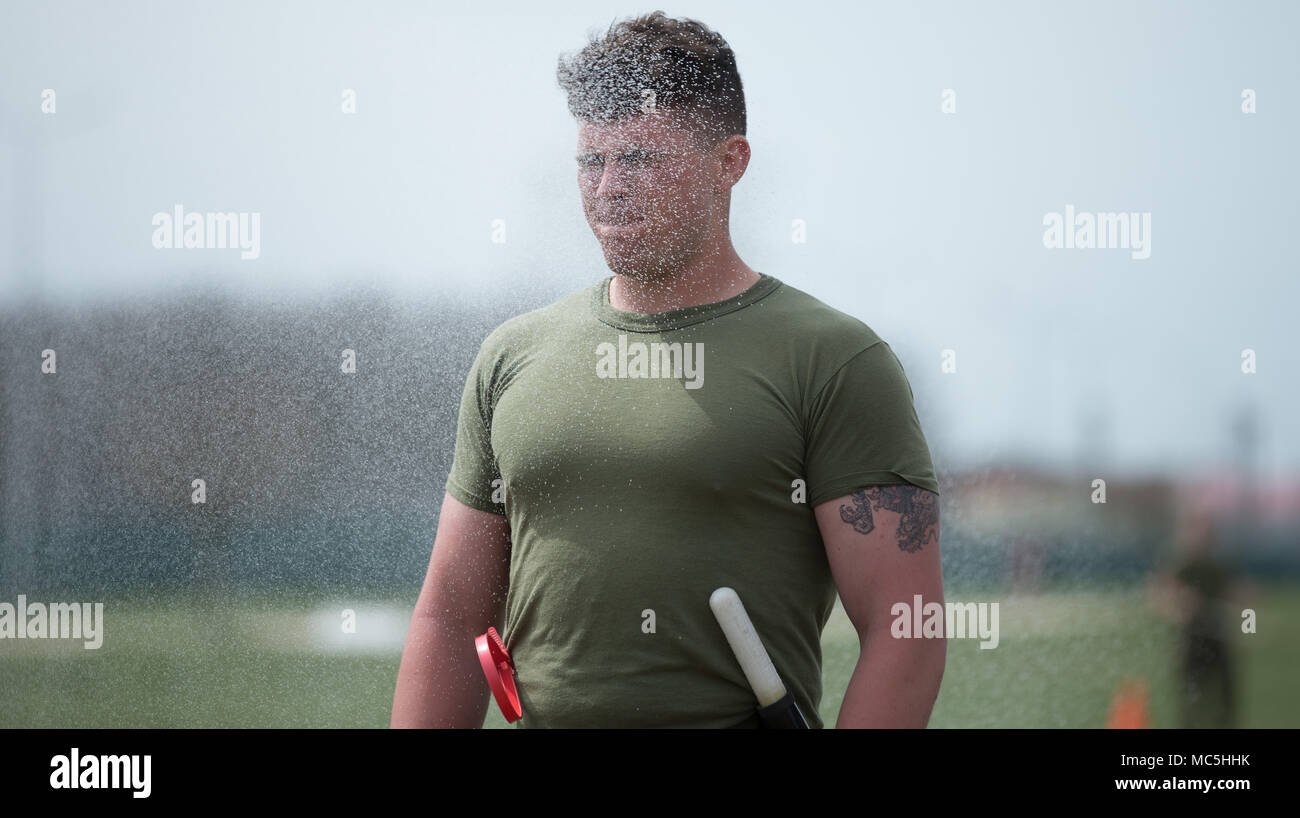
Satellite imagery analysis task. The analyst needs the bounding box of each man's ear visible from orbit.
[716,134,750,193]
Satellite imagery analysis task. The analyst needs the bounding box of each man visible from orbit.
[392,11,944,728]
[1161,508,1238,728]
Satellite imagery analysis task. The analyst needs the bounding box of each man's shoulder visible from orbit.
[765,275,888,360]
[474,278,600,358]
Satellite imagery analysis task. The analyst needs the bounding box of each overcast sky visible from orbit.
[2,0,1296,480]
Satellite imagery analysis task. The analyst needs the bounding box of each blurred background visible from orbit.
[1,0,1297,727]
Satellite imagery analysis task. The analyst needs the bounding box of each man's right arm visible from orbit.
[391,491,511,728]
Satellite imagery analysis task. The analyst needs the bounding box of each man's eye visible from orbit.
[578,156,603,168]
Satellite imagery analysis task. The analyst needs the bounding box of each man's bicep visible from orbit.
[815,485,942,638]
[417,491,512,627]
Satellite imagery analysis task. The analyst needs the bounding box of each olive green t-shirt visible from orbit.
[445,272,938,728]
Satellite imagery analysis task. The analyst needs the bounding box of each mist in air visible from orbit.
[1,0,1296,728]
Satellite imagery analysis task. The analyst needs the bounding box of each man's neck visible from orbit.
[609,248,759,314]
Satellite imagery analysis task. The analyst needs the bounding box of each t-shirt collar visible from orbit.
[590,272,781,332]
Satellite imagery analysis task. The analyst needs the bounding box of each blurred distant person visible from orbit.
[1155,508,1238,728]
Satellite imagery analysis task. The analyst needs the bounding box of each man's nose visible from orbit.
[595,162,633,198]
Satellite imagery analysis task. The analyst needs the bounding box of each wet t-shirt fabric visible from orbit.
[445,272,939,728]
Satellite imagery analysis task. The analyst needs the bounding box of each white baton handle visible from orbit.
[710,586,788,707]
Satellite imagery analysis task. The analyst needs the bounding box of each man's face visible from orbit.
[576,110,719,280]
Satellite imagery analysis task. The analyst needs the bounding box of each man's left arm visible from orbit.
[815,484,944,728]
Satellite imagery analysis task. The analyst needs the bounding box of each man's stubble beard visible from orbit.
[603,217,713,285]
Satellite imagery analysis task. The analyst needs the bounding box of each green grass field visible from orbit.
[2,585,1295,728]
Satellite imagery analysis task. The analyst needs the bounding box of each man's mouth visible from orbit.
[597,218,644,234]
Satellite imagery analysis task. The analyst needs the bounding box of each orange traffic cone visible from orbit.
[1106,678,1150,728]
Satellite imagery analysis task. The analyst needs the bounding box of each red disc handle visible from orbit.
[475,627,522,722]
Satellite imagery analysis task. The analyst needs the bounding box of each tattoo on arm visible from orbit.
[838,486,939,553]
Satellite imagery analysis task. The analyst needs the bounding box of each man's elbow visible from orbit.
[900,634,945,724]
[929,634,947,692]
[902,631,945,688]
[872,630,946,726]
[860,624,946,679]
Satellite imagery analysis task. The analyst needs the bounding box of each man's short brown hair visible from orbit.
[556,10,747,149]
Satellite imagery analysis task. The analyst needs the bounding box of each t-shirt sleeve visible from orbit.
[444,343,507,516]
[803,340,939,507]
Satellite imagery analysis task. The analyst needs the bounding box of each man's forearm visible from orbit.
[391,612,490,728]
[835,628,945,728]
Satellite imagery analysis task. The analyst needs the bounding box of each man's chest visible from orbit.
[488,331,808,513]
